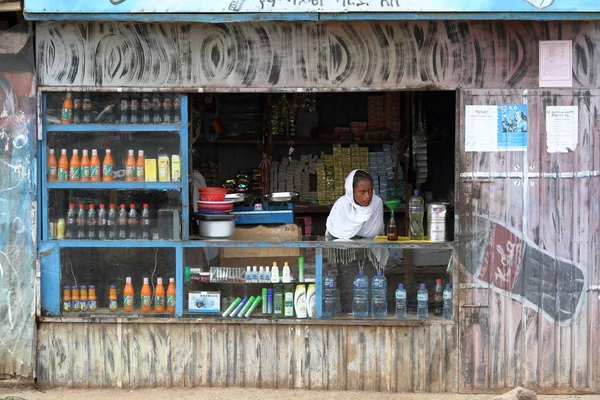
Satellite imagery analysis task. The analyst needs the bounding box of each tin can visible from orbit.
[427,203,448,242]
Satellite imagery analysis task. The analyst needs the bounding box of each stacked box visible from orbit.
[384,92,402,133]
[270,154,320,201]
[367,95,385,129]
[369,144,404,202]
[350,121,368,139]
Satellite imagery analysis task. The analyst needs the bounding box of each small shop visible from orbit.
[20,0,600,393]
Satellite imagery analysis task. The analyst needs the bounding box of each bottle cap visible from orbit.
[139,150,144,156]
[359,270,364,276]
[128,149,134,155]
[398,283,404,289]
[110,204,115,208]
[79,204,84,208]
[120,204,125,208]
[69,203,74,208]
[82,149,88,155]
[143,204,148,208]
[298,256,304,264]
[92,149,98,155]
[169,278,175,283]
[327,270,333,275]
[80,285,87,290]
[89,204,95,209]
[420,283,425,289]
[99,204,105,209]
[268,288,273,295]
[446,284,451,289]
[109,285,116,289]
[157,277,163,284]
[436,279,442,284]
[184,267,191,283]
[89,285,95,289]
[377,270,383,276]
[252,266,257,271]
[143,277,149,284]
[61,149,67,154]
[63,285,70,289]
[106,149,111,154]
[126,277,132,283]
[49,149,55,154]
[72,285,78,289]
[130,204,135,209]
[414,190,419,195]
[246,266,251,271]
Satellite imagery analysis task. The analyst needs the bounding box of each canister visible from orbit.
[427,202,448,242]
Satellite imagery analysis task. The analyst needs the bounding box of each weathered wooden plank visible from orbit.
[308,325,324,390]
[345,325,361,391]
[210,325,227,387]
[154,324,172,387]
[362,326,377,391]
[170,324,187,388]
[258,325,276,388]
[292,324,306,389]
[396,326,411,392]
[242,325,258,388]
[428,323,443,392]
[325,325,345,390]
[86,324,104,388]
[194,324,211,387]
[50,323,71,387]
[375,326,394,392]
[36,325,51,383]
[275,325,292,389]
[444,325,458,392]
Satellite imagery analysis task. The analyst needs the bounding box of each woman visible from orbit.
[326,169,384,239]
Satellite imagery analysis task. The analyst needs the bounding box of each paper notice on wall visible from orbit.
[497,104,528,151]
[546,106,578,153]
[465,105,498,152]
[539,40,572,87]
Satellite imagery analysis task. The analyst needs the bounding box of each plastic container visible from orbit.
[196,214,235,238]
[417,283,428,318]
[443,284,453,319]
[352,270,369,318]
[199,187,228,202]
[371,270,388,318]
[408,190,425,240]
[395,284,407,318]
[323,270,338,318]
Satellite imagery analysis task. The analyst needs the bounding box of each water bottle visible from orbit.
[408,190,425,240]
[87,204,97,239]
[417,283,429,318]
[371,270,388,318]
[141,95,151,124]
[66,203,76,239]
[395,283,407,318]
[118,204,127,240]
[97,204,107,240]
[76,204,86,239]
[245,266,252,283]
[443,284,453,319]
[140,203,150,240]
[433,278,443,316]
[352,269,369,318]
[152,93,162,124]
[128,204,138,239]
[323,270,337,318]
[107,204,118,240]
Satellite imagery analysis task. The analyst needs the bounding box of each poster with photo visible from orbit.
[497,104,528,150]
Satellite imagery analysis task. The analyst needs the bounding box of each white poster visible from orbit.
[546,106,578,153]
[539,40,573,87]
[465,105,498,152]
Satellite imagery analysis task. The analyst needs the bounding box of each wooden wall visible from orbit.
[36,320,457,391]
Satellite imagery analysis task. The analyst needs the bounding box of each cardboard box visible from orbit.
[145,159,157,182]
[158,155,171,182]
[171,155,181,181]
[220,224,301,262]
[188,291,221,313]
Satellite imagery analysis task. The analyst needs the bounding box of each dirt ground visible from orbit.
[1,387,600,400]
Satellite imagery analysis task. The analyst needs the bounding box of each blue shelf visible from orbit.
[46,181,182,190]
[48,239,178,248]
[46,123,181,132]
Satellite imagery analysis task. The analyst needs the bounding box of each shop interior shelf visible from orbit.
[46,181,182,190]
[45,123,182,132]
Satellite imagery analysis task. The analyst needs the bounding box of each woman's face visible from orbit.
[353,179,374,207]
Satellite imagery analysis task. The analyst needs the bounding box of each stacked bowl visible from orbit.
[196,187,236,238]
[197,187,233,214]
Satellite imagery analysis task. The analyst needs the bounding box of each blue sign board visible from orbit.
[497,104,528,150]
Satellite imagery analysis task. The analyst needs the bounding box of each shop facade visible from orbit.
[9,0,599,393]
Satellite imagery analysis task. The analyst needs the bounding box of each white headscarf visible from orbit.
[326,169,385,239]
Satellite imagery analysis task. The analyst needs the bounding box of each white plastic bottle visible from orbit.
[245,266,252,283]
[294,284,307,318]
[252,266,258,283]
[281,262,291,283]
[270,262,280,284]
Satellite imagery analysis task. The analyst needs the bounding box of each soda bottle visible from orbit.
[141,203,150,240]
[66,203,76,239]
[119,98,129,125]
[62,286,71,313]
[47,149,57,181]
[152,93,162,124]
[80,285,88,311]
[408,190,425,240]
[68,149,80,181]
[102,149,113,182]
[107,204,118,239]
[71,285,80,311]
[109,285,118,311]
[433,279,443,316]
[166,278,176,313]
[76,204,86,239]
[136,150,145,182]
[73,96,82,124]
[130,97,139,124]
[123,277,135,312]
[125,149,136,182]
[352,269,369,318]
[82,94,92,123]
[323,270,338,318]
[443,284,453,319]
[87,204,97,239]
[128,204,138,239]
[417,283,429,318]
[395,283,407,318]
[80,149,90,181]
[56,218,66,240]
[90,149,101,182]
[141,95,151,124]
[172,96,181,124]
[88,285,97,312]
[371,270,388,318]
[97,204,107,240]
[57,149,69,181]
[140,277,151,313]
[154,277,165,312]
[162,96,172,124]
[60,93,73,124]
[118,204,127,239]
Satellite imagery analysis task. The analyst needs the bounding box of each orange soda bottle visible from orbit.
[136,150,145,182]
[80,285,88,311]
[125,149,136,182]
[69,149,80,181]
[71,285,80,311]
[154,277,165,312]
[62,286,71,313]
[48,149,57,181]
[61,93,73,124]
[166,277,176,313]
[102,149,113,182]
[90,149,101,182]
[88,285,97,311]
[57,149,69,181]
[123,277,134,312]
[80,149,90,181]
[140,277,152,312]
[109,285,118,311]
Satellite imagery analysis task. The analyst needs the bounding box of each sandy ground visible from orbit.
[1,387,600,400]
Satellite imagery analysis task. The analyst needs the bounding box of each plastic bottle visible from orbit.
[47,149,57,181]
[267,288,273,314]
[80,149,90,181]
[120,98,129,125]
[238,296,256,318]
[140,204,150,240]
[60,93,73,124]
[230,297,248,317]
[80,285,88,311]
[258,266,265,283]
[443,284,453,319]
[162,96,172,124]
[71,285,80,311]
[152,93,162,124]
[66,203,76,239]
[284,284,295,317]
[108,285,118,311]
[298,256,305,283]
[264,266,270,283]
[371,270,388,318]
[108,204,118,239]
[123,277,135,312]
[252,266,258,283]
[88,285,97,312]
[82,95,92,123]
[136,150,145,182]
[294,284,307,318]
[118,204,127,239]
[244,296,263,318]
[68,149,80,181]
[408,190,425,240]
[433,279,444,316]
[173,96,181,123]
[62,286,71,313]
[128,204,138,239]
[262,288,268,314]
[306,284,316,318]
[102,149,113,182]
[281,262,291,283]
[270,262,280,283]
[352,269,369,318]
[395,284,407,318]
[97,204,107,240]
[56,218,66,240]
[125,149,136,182]
[140,277,151,313]
[90,149,101,182]
[76,204,86,239]
[166,277,176,313]
[222,297,242,317]
[417,283,429,318]
[141,95,151,124]
[57,149,69,181]
[273,285,283,317]
[323,270,338,318]
[130,97,139,124]
[87,204,97,239]
[73,96,82,124]
[245,266,252,283]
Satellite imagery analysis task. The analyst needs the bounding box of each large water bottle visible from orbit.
[395,283,407,318]
[443,284,453,319]
[416,283,429,318]
[408,190,425,240]
[352,270,369,318]
[323,270,338,318]
[371,270,388,318]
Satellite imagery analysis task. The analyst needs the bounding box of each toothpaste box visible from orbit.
[145,159,157,182]
[188,291,221,313]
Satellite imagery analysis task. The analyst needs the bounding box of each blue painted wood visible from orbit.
[181,95,189,241]
[315,246,323,318]
[46,181,182,190]
[41,96,49,241]
[24,12,319,22]
[175,245,183,317]
[46,123,181,132]
[318,11,600,20]
[39,242,61,316]
[47,239,178,248]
